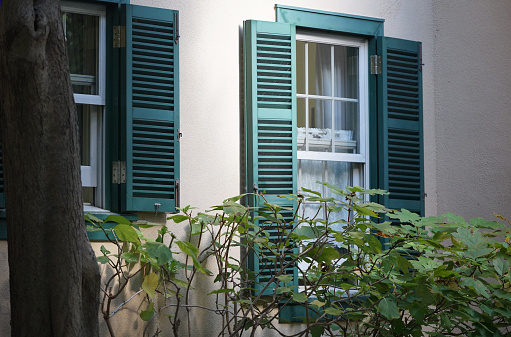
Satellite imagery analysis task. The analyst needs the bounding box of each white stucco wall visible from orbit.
[2,0,511,336]
[433,0,511,220]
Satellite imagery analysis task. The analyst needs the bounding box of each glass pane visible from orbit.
[334,46,358,99]
[297,98,306,151]
[308,43,332,96]
[325,161,353,197]
[64,12,99,95]
[299,160,323,192]
[83,187,94,205]
[307,99,332,152]
[334,101,359,153]
[77,104,91,166]
[296,41,306,95]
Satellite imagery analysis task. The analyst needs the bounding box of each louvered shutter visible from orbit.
[244,20,298,295]
[121,5,179,213]
[377,37,424,216]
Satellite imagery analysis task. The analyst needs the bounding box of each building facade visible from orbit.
[1,0,511,335]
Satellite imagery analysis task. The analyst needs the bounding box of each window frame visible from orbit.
[295,32,370,196]
[62,1,107,207]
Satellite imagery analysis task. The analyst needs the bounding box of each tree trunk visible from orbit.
[0,0,100,336]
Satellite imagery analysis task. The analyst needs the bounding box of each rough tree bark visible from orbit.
[0,0,100,336]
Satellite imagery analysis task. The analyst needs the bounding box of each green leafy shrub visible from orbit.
[87,185,511,337]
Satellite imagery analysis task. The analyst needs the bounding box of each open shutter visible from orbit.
[244,20,298,295]
[121,5,179,213]
[377,37,424,216]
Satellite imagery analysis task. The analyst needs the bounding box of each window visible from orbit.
[0,2,181,238]
[62,2,106,207]
[244,6,424,296]
[296,33,368,223]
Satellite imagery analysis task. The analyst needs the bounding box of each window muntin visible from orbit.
[62,2,106,206]
[296,33,369,204]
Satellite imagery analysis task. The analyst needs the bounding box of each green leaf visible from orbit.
[352,204,377,217]
[142,273,159,299]
[409,304,427,323]
[85,213,103,223]
[121,252,140,263]
[461,278,490,298]
[292,292,308,303]
[494,258,510,276]
[277,275,293,284]
[176,241,212,275]
[104,214,132,225]
[440,314,452,329]
[140,302,155,321]
[310,300,326,308]
[276,287,291,294]
[377,296,400,319]
[397,255,413,274]
[310,326,324,337]
[324,307,343,316]
[470,217,504,229]
[97,256,109,264]
[100,245,110,255]
[365,234,382,253]
[144,242,173,266]
[167,214,189,223]
[113,224,140,244]
[307,246,340,264]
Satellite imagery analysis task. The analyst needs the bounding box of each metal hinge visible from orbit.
[112,161,126,184]
[177,129,183,141]
[174,12,180,43]
[113,26,126,48]
[175,179,180,208]
[370,55,382,75]
[419,43,424,72]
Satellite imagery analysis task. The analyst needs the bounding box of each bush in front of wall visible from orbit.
[87,184,511,337]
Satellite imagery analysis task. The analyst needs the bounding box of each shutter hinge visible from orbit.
[177,129,183,141]
[175,179,180,208]
[174,12,180,43]
[370,55,382,75]
[419,43,424,72]
[112,161,126,184]
[113,26,126,48]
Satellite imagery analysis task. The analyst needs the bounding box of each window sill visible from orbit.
[0,207,137,241]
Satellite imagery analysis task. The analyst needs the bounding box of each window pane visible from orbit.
[324,161,353,197]
[299,160,323,193]
[77,104,91,166]
[296,41,306,95]
[297,98,306,151]
[308,43,332,96]
[307,99,332,152]
[83,187,94,205]
[334,101,359,154]
[334,46,358,99]
[298,160,359,227]
[64,12,99,95]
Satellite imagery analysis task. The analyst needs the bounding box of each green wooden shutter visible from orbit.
[244,20,298,295]
[377,37,424,216]
[120,5,179,213]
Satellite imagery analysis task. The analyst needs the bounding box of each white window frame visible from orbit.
[296,33,370,193]
[62,2,106,206]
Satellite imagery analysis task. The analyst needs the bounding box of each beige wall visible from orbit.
[2,0,511,335]
[433,0,511,220]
